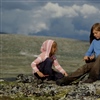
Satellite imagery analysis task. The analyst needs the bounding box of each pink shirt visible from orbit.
[31,40,66,74]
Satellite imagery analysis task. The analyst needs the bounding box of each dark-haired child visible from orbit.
[56,23,100,85]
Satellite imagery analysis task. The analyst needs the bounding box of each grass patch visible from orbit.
[0,34,89,78]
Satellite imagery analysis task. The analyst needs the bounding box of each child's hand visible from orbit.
[83,56,89,61]
[64,72,68,76]
[37,71,49,77]
[84,55,95,62]
[89,55,95,60]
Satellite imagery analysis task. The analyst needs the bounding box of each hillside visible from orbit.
[0,34,89,78]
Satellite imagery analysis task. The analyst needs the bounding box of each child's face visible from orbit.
[50,42,57,55]
[93,30,100,39]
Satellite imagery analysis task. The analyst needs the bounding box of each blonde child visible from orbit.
[56,23,100,85]
[31,40,68,82]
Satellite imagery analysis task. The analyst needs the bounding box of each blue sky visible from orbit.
[0,0,100,40]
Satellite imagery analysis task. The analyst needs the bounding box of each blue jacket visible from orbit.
[85,39,100,58]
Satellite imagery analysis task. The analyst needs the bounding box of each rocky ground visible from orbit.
[0,74,100,100]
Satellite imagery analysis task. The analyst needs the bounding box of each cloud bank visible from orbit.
[1,1,100,40]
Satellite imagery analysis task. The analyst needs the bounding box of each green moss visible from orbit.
[96,89,100,95]
[0,96,31,100]
[53,89,70,99]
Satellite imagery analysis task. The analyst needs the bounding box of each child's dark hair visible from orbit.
[90,23,100,44]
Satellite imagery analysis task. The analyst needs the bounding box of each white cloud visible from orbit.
[72,4,100,18]
[29,2,100,33]
[34,22,49,33]
[43,2,78,18]
[2,1,100,39]
[81,4,99,15]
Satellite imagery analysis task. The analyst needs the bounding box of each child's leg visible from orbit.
[69,62,94,80]
[56,62,94,85]
[42,58,64,80]
[42,58,54,75]
[89,55,100,81]
[52,70,64,80]
[34,58,54,80]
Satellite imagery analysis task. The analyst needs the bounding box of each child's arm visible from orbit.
[37,71,49,77]
[31,54,43,75]
[31,60,47,77]
[53,59,68,76]
[84,41,94,62]
[31,53,49,77]
[85,41,94,57]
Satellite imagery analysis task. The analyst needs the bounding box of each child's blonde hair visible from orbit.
[49,41,57,57]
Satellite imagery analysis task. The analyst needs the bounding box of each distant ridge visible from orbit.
[0,31,89,41]
[0,32,9,34]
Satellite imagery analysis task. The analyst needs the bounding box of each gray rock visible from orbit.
[0,74,100,100]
